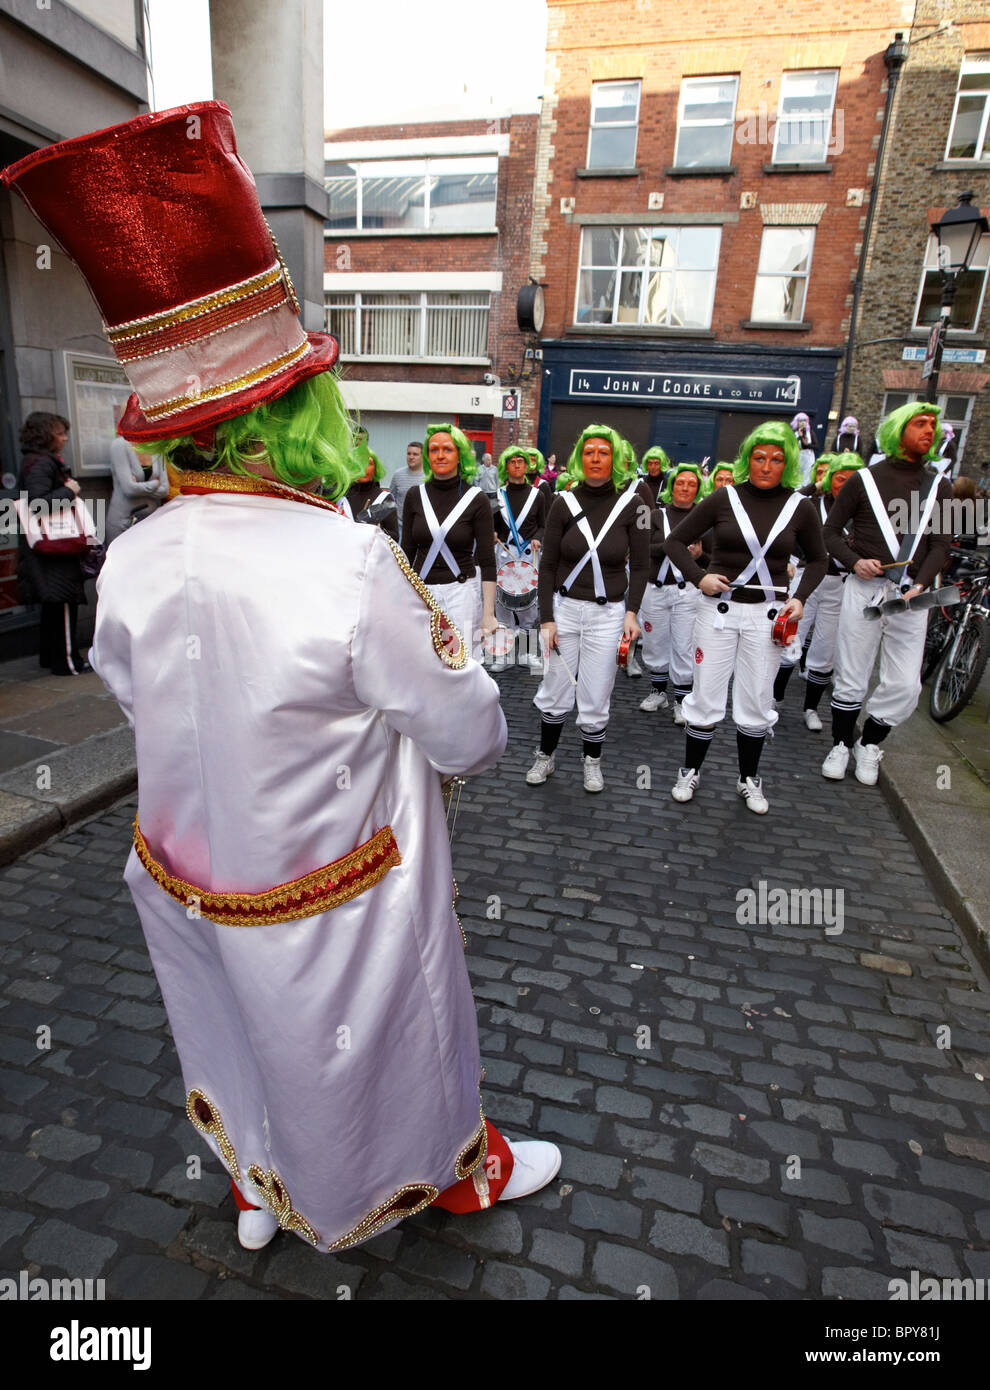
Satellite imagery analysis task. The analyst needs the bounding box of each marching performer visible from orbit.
[526,424,650,792]
[834,415,865,458]
[822,403,952,784]
[402,423,498,658]
[4,102,563,1257]
[704,463,735,494]
[664,421,827,813]
[641,446,671,504]
[639,462,706,720]
[774,452,864,727]
[339,445,399,540]
[493,446,547,665]
[791,411,818,487]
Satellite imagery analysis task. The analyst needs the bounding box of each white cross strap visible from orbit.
[655,508,684,586]
[858,468,942,577]
[725,486,803,601]
[559,487,639,599]
[420,485,481,578]
[339,496,354,521]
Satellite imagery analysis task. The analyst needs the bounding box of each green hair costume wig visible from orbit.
[497,445,532,486]
[876,401,942,463]
[821,451,865,495]
[642,446,671,472]
[734,421,801,490]
[703,462,735,496]
[565,423,628,488]
[351,447,385,484]
[811,451,835,489]
[422,423,479,481]
[620,437,638,478]
[143,372,358,498]
[555,471,574,490]
[659,461,706,507]
[526,446,545,475]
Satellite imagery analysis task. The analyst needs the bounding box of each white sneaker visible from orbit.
[499,1139,562,1201]
[853,739,883,786]
[671,767,700,802]
[672,701,686,726]
[736,776,769,814]
[803,708,823,731]
[625,652,643,678]
[639,688,669,712]
[582,755,604,793]
[237,1207,279,1250]
[526,751,555,785]
[822,743,850,780]
[524,653,545,672]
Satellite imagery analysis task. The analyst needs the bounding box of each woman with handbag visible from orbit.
[16,412,92,675]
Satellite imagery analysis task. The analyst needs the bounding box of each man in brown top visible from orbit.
[822,402,953,785]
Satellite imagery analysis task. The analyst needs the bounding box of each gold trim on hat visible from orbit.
[140,337,311,422]
[106,263,283,342]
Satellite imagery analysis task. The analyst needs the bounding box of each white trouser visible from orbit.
[639,583,700,693]
[831,575,927,728]
[429,574,483,661]
[802,574,847,673]
[533,595,625,734]
[681,597,782,734]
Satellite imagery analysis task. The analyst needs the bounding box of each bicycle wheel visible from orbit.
[921,606,955,682]
[929,613,990,722]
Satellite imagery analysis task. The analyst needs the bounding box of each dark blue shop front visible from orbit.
[537,339,842,466]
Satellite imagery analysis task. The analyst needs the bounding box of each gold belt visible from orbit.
[133,819,401,926]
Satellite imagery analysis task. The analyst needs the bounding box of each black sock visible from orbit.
[539,719,563,755]
[652,676,668,693]
[582,738,604,760]
[671,683,692,703]
[861,716,891,746]
[736,730,765,781]
[831,703,860,748]
[773,663,796,702]
[804,669,831,711]
[684,726,714,771]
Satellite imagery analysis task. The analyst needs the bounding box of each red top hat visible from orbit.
[0,100,337,443]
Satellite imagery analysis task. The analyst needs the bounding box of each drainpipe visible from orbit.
[837,32,910,426]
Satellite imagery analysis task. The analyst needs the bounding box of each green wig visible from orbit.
[497,445,532,486]
[659,462,706,507]
[811,451,835,489]
[702,462,735,496]
[555,472,574,490]
[349,447,385,484]
[565,423,628,488]
[821,451,865,495]
[526,446,545,475]
[422,423,479,481]
[876,401,942,462]
[620,437,638,479]
[143,372,358,498]
[642,446,671,472]
[734,421,801,490]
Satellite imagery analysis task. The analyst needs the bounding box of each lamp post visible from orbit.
[925,191,990,399]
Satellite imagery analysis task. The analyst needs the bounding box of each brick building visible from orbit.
[842,0,990,476]
[322,114,539,476]
[527,0,914,468]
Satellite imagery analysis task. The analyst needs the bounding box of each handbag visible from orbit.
[15,495,96,556]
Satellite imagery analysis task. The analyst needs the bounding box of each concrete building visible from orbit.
[841,0,990,476]
[527,0,913,467]
[322,114,539,478]
[0,0,150,646]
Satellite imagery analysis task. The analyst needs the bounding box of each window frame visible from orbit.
[674,74,739,169]
[573,224,722,330]
[945,52,990,161]
[586,79,642,170]
[325,157,498,232]
[912,232,990,333]
[750,225,816,323]
[772,69,839,165]
[323,289,492,363]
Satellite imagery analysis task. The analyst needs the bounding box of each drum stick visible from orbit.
[551,641,578,686]
[733,583,790,595]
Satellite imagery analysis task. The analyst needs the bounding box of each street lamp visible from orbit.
[925,191,990,397]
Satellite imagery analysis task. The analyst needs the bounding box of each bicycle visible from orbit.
[929,554,990,722]
[920,546,986,682]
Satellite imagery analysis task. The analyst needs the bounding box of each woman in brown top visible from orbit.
[664,421,827,814]
[527,424,650,794]
[402,423,497,657]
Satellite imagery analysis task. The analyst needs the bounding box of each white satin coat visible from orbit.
[89,487,507,1251]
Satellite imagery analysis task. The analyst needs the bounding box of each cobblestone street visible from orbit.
[1,662,988,1301]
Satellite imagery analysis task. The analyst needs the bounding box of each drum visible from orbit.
[482,625,515,670]
[617,634,632,668]
[496,556,539,612]
[771,611,800,647]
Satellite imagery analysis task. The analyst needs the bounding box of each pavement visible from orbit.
[0,656,988,1300]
